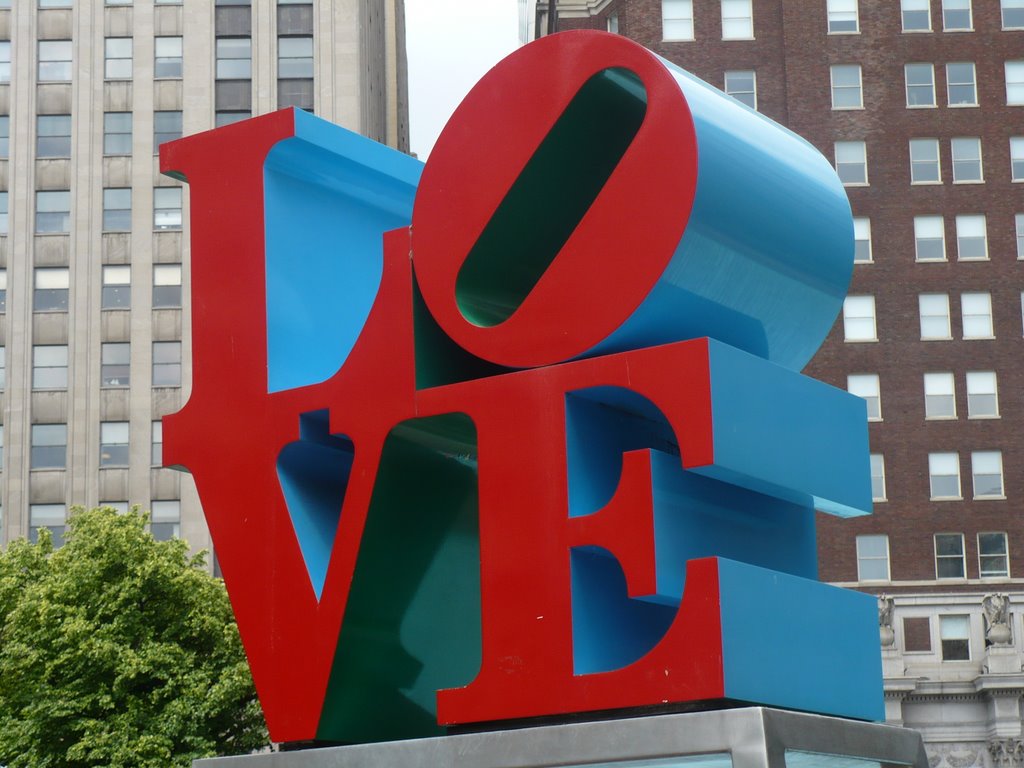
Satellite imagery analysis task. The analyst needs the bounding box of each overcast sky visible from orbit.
[405,0,522,159]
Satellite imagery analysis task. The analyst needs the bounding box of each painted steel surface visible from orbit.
[161,30,880,745]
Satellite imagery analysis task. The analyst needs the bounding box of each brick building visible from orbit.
[0,0,407,552]
[550,0,1024,763]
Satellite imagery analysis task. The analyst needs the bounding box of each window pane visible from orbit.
[979,533,1009,578]
[1006,62,1024,105]
[972,451,1003,497]
[853,217,871,262]
[102,265,131,309]
[1013,137,1024,181]
[856,534,888,580]
[153,264,182,308]
[870,454,886,501]
[662,0,694,40]
[924,372,955,418]
[721,0,753,39]
[828,0,859,32]
[942,0,972,29]
[915,216,945,261]
[950,137,982,182]
[724,70,756,109]
[847,373,880,420]
[905,63,935,106]
[831,65,862,109]
[966,371,998,418]
[947,62,977,105]
[919,293,950,339]
[104,112,132,155]
[101,342,130,387]
[910,138,940,183]
[939,615,970,660]
[929,452,960,498]
[843,295,875,341]
[961,292,992,338]
[835,141,867,185]
[1005,0,1024,29]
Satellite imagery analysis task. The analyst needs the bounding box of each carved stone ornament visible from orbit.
[879,594,895,647]
[988,739,1024,768]
[984,593,1012,646]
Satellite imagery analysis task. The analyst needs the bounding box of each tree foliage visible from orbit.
[0,507,268,767]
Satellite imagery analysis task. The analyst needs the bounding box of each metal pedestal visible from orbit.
[195,707,928,768]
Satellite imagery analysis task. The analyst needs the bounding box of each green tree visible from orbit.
[0,507,268,767]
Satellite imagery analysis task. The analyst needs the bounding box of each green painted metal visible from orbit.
[315,414,482,743]
[455,67,648,327]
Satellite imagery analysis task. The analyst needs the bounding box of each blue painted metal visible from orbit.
[588,61,854,372]
[264,110,423,394]
[718,557,884,721]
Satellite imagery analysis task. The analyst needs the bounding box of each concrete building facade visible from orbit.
[0,0,408,552]
[550,0,1024,763]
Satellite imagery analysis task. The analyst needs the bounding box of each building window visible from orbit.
[946,62,977,106]
[1012,137,1024,181]
[856,534,889,581]
[0,269,6,311]
[924,372,956,419]
[724,70,756,109]
[909,138,940,183]
[34,267,69,311]
[154,187,183,230]
[0,347,5,389]
[662,0,694,41]
[721,0,753,38]
[847,374,881,421]
[215,111,250,127]
[33,345,68,389]
[101,342,130,387]
[929,453,961,499]
[834,141,867,185]
[935,534,966,578]
[216,38,252,79]
[915,216,946,261]
[939,615,970,660]
[979,533,1009,578]
[102,265,131,309]
[35,190,71,234]
[104,112,132,155]
[154,111,182,154]
[152,420,162,466]
[151,500,180,540]
[0,192,7,236]
[827,0,859,32]
[29,505,66,547]
[39,0,73,6]
[853,217,872,262]
[278,36,313,77]
[902,0,931,29]
[950,137,983,182]
[1005,0,1024,29]
[905,63,936,106]
[0,115,7,158]
[843,295,876,341]
[38,40,72,82]
[830,65,863,109]
[105,37,132,80]
[942,0,972,29]
[870,454,886,501]
[36,114,71,158]
[102,188,131,232]
[1007,62,1024,105]
[0,41,9,83]
[919,293,951,339]
[153,341,181,387]
[31,423,67,469]
[606,14,619,33]
[972,451,1004,498]
[955,215,987,260]
[100,501,129,513]
[154,36,182,78]
[961,292,993,338]
[1016,214,1024,258]
[153,264,182,308]
[966,371,999,418]
[99,422,129,467]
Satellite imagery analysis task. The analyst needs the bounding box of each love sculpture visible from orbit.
[161,31,882,745]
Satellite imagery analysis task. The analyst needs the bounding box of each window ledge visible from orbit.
[930,496,963,501]
[963,336,996,341]
[916,259,948,263]
[843,338,878,343]
[973,495,1006,501]
[921,337,953,341]
[967,414,1000,420]
[948,104,980,109]
[827,31,862,36]
[842,182,870,188]
[957,256,990,261]
[925,416,958,421]
[911,180,943,186]
[907,104,938,109]
[661,38,695,43]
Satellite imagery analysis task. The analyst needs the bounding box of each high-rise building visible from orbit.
[554,0,1023,760]
[0,0,408,554]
